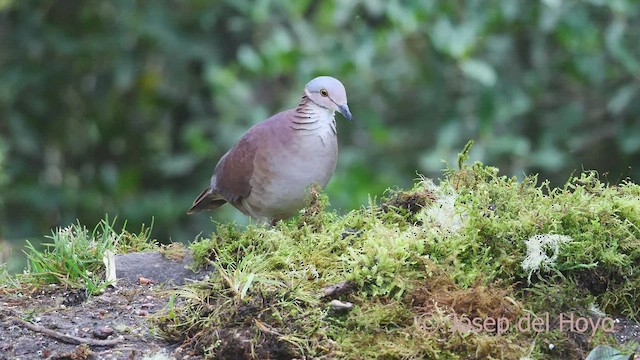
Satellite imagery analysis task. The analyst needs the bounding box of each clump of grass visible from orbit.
[115,219,157,253]
[21,217,156,294]
[23,218,119,293]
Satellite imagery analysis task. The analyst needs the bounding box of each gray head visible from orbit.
[304,76,352,121]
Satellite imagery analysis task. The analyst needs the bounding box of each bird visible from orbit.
[187,76,352,225]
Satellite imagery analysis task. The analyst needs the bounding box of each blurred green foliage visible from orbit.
[1,0,639,243]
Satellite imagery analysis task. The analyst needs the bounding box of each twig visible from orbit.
[7,317,124,347]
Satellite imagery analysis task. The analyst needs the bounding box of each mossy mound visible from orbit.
[155,160,640,359]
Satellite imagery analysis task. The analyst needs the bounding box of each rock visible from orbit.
[114,251,207,286]
[93,326,114,340]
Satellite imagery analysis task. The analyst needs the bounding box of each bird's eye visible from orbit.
[320,89,329,97]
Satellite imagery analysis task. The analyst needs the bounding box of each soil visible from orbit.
[1,284,177,359]
[0,252,208,360]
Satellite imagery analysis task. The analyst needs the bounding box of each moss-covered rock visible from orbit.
[155,160,640,359]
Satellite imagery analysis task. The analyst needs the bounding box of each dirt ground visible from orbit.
[0,284,185,359]
[0,252,207,360]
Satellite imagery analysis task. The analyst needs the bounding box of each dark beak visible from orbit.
[338,104,352,122]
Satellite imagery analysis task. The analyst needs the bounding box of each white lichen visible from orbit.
[588,303,606,317]
[419,179,467,233]
[522,234,572,279]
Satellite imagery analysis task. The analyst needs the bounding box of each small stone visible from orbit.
[93,326,114,340]
[139,277,154,285]
[329,300,354,314]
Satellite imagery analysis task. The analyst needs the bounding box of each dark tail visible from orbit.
[187,187,228,214]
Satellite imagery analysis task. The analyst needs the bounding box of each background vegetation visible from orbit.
[1,0,640,251]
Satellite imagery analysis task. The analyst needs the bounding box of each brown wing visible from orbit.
[187,110,291,215]
[186,138,257,215]
[213,131,259,203]
[213,110,295,201]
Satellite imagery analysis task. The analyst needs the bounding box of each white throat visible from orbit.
[292,98,337,135]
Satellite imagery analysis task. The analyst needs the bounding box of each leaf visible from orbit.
[237,45,263,72]
[605,20,640,75]
[460,59,497,86]
[584,345,634,360]
[608,84,638,115]
[240,273,256,300]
